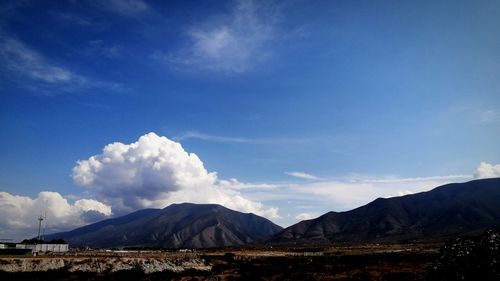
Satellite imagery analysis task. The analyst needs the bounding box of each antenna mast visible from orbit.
[41,211,47,241]
[37,199,48,242]
[37,214,44,241]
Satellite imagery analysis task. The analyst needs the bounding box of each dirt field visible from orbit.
[0,242,444,280]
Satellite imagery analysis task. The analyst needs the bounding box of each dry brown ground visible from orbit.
[0,242,442,280]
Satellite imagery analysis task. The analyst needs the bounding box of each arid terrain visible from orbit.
[0,242,441,280]
[2,229,499,280]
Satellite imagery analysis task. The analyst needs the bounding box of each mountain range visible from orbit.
[46,178,500,248]
[269,178,500,244]
[45,203,283,248]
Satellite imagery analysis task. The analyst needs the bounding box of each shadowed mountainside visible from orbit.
[46,178,500,248]
[269,178,500,244]
[45,203,283,248]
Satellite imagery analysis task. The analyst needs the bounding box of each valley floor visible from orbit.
[0,242,442,280]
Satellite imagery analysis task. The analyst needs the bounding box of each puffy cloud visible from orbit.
[0,191,111,239]
[73,132,278,218]
[72,132,217,210]
[474,162,500,179]
[166,185,279,219]
[295,212,319,221]
[74,199,113,215]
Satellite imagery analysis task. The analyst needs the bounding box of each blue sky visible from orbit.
[1,0,500,238]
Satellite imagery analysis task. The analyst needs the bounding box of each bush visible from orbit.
[429,230,500,280]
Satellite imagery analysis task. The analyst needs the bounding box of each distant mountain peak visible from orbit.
[46,203,282,248]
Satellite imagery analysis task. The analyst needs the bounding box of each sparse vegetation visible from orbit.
[19,238,67,244]
[2,230,499,280]
[428,229,500,281]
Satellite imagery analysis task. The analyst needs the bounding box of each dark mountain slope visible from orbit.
[45,203,283,248]
[270,178,500,244]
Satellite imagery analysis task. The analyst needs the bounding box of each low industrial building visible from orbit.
[0,243,68,256]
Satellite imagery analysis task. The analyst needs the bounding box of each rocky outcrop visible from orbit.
[0,257,210,274]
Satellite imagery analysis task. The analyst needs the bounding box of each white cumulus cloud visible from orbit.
[72,132,279,218]
[474,162,500,179]
[295,212,319,221]
[0,191,111,239]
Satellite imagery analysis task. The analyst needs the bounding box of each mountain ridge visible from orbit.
[46,178,500,248]
[268,178,500,244]
[45,203,283,248]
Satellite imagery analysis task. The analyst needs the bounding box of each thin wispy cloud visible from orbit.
[242,174,476,207]
[90,0,150,18]
[479,109,500,124]
[0,36,122,95]
[234,170,480,226]
[285,172,324,181]
[175,131,255,144]
[48,10,109,30]
[174,131,312,145]
[85,40,123,58]
[218,178,279,190]
[160,0,279,73]
[285,174,474,211]
[358,174,472,184]
[448,105,500,124]
[0,37,81,84]
[48,10,94,26]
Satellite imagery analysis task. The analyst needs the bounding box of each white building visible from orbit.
[3,243,69,255]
